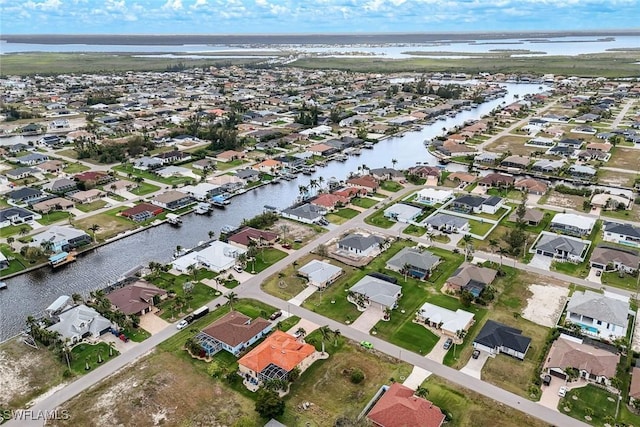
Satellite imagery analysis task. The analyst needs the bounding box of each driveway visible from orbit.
[288,286,317,307]
[585,267,602,284]
[139,312,170,335]
[460,349,490,379]
[426,335,451,363]
[100,333,138,353]
[402,366,432,390]
[352,305,384,334]
[529,254,552,270]
[539,376,563,410]
[285,317,319,337]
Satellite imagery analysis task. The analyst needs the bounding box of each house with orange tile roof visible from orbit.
[252,158,283,174]
[238,330,318,389]
[346,175,379,194]
[310,193,349,211]
[365,382,445,427]
[216,150,246,163]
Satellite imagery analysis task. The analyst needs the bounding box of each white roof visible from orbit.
[384,203,421,222]
[46,295,72,313]
[32,225,88,246]
[417,188,453,201]
[298,260,342,285]
[418,302,474,334]
[195,241,246,273]
[349,276,402,308]
[47,304,112,340]
[551,213,596,230]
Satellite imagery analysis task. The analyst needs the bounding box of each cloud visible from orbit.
[163,0,183,11]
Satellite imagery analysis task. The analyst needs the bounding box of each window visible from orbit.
[597,320,602,326]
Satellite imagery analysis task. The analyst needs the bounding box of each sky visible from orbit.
[1,0,639,35]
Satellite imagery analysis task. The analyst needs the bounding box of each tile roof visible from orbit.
[544,337,619,379]
[201,311,271,348]
[238,330,315,373]
[367,382,445,427]
[106,280,167,315]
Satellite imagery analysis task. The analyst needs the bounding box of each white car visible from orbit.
[176,320,189,330]
[558,386,567,397]
[233,265,244,273]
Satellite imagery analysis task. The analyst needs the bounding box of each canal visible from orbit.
[0,82,545,341]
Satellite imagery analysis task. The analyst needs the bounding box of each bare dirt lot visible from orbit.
[543,192,587,209]
[522,284,569,327]
[598,169,636,188]
[609,147,640,170]
[484,135,540,156]
[270,219,321,244]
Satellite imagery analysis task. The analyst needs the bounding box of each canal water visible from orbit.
[0,82,544,341]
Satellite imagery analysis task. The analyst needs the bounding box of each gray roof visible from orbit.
[604,221,640,239]
[0,206,36,222]
[349,275,402,308]
[7,187,43,201]
[236,168,260,179]
[44,178,77,192]
[5,167,38,177]
[569,164,597,175]
[47,304,113,340]
[298,260,342,285]
[281,203,325,220]
[474,320,531,355]
[16,153,48,163]
[567,290,629,327]
[453,195,485,208]
[534,234,588,257]
[338,233,384,251]
[386,247,440,271]
[424,213,468,229]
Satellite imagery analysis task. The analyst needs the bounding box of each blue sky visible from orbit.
[1,0,639,34]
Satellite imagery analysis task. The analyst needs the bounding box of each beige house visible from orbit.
[68,189,104,204]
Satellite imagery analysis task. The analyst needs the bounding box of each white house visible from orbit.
[566,290,630,340]
[298,260,343,289]
[416,302,474,338]
[47,304,113,344]
[349,276,402,310]
[416,188,453,206]
[603,221,640,248]
[172,241,246,273]
[383,203,422,223]
[337,233,384,257]
[180,183,221,201]
[550,213,596,237]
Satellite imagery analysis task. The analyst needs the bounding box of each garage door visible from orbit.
[549,369,567,380]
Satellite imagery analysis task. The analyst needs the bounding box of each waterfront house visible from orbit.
[31,226,91,252]
[47,304,113,344]
[181,182,221,201]
[311,193,349,211]
[7,187,44,204]
[386,247,441,280]
[307,143,336,156]
[236,168,261,183]
[298,260,343,289]
[477,173,515,189]
[238,330,317,389]
[68,189,104,204]
[589,246,640,273]
[172,241,246,273]
[474,152,500,167]
[543,335,619,386]
[252,159,283,174]
[473,320,531,360]
[106,280,168,316]
[500,155,530,171]
[416,302,474,337]
[568,164,597,180]
[602,221,640,248]
[337,233,384,257]
[369,168,404,182]
[365,382,446,427]
[195,311,272,357]
[447,172,476,187]
[151,190,193,211]
[532,232,590,262]
[14,152,49,166]
[550,213,596,237]
[447,263,497,297]
[531,159,566,174]
[514,178,548,195]
[227,227,279,248]
[280,203,326,224]
[415,188,453,205]
[566,290,629,340]
[349,275,402,310]
[407,165,441,179]
[120,203,164,222]
[346,175,379,194]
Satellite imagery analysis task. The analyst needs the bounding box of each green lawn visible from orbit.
[467,219,494,236]
[560,384,640,426]
[472,207,510,221]
[403,224,426,237]
[62,162,90,174]
[551,221,601,279]
[73,211,136,241]
[0,244,28,276]
[215,159,247,171]
[75,200,108,213]
[380,180,404,192]
[119,327,151,342]
[277,315,301,333]
[151,279,220,321]
[325,213,348,225]
[333,207,359,219]
[364,208,395,229]
[129,181,161,196]
[113,164,195,186]
[601,271,639,291]
[261,255,312,300]
[350,197,378,208]
[1,223,32,237]
[69,342,119,375]
[38,211,72,225]
[247,247,288,273]
[302,280,363,325]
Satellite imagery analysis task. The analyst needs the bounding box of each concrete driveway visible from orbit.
[402,366,432,390]
[460,349,490,379]
[288,286,317,306]
[539,376,563,410]
[100,333,138,353]
[529,254,552,270]
[426,335,451,363]
[585,267,602,284]
[351,305,384,334]
[139,312,170,335]
[285,317,319,337]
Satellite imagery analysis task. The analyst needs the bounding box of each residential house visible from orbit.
[514,178,548,195]
[416,302,474,338]
[298,260,343,289]
[14,152,49,166]
[307,143,337,157]
[47,304,113,344]
[43,178,77,193]
[531,159,566,174]
[181,183,222,201]
[386,247,441,279]
[0,207,40,227]
[156,166,192,178]
[447,263,497,297]
[416,188,453,205]
[546,145,576,158]
[424,213,469,233]
[0,252,8,271]
[349,275,402,310]
[238,330,317,388]
[31,226,91,252]
[68,189,104,204]
[532,232,590,262]
[477,173,515,189]
[602,221,640,248]
[209,174,245,192]
[337,233,384,257]
[36,160,65,174]
[105,180,137,195]
[5,167,39,180]
[550,213,596,237]
[74,171,110,185]
[227,227,279,248]
[134,156,164,170]
[543,335,620,386]
[106,280,168,316]
[384,203,422,223]
[473,320,531,360]
[7,187,44,204]
[369,168,404,182]
[590,246,640,273]
[151,190,193,211]
[252,159,282,174]
[311,193,349,211]
[154,150,191,165]
[558,138,584,149]
[346,175,379,194]
[591,193,631,211]
[196,311,273,357]
[630,368,640,404]
[191,158,216,171]
[526,136,555,147]
[407,165,441,179]
[566,290,630,340]
[120,202,164,222]
[500,155,530,171]
[236,168,261,183]
[507,207,544,225]
[172,241,246,273]
[449,195,504,215]
[366,382,446,427]
[280,203,326,224]
[568,165,597,180]
[474,152,500,167]
[447,172,476,187]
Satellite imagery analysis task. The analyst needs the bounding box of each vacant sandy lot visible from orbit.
[609,147,640,170]
[484,135,540,156]
[544,192,586,209]
[271,218,320,243]
[522,284,569,327]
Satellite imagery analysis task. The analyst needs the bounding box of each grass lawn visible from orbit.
[280,332,412,426]
[69,342,120,375]
[550,221,602,279]
[302,279,363,325]
[62,162,90,174]
[261,254,317,300]
[248,247,288,273]
[333,207,359,219]
[113,164,194,186]
[1,223,32,237]
[0,244,30,276]
[119,327,151,342]
[350,197,378,208]
[128,181,161,196]
[37,211,72,225]
[601,271,639,291]
[154,282,220,321]
[403,223,426,237]
[364,208,395,229]
[601,206,640,222]
[75,200,108,213]
[467,219,494,236]
[423,376,548,427]
[473,207,510,221]
[380,180,404,192]
[325,213,349,225]
[277,315,301,333]
[560,384,640,426]
[73,211,136,241]
[215,159,247,171]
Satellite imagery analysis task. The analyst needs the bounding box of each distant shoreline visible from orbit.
[2,30,639,46]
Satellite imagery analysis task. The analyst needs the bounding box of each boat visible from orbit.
[301,167,313,175]
[49,251,77,269]
[0,282,7,290]
[166,213,182,225]
[363,142,374,149]
[334,154,348,162]
[194,202,211,215]
[270,176,281,184]
[211,195,230,208]
[352,148,361,156]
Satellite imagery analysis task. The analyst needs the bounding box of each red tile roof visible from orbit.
[121,203,164,218]
[238,330,315,373]
[311,193,348,209]
[74,171,109,182]
[346,175,379,190]
[367,383,445,427]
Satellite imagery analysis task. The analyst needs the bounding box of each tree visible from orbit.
[224,291,238,308]
[333,328,341,346]
[186,264,198,281]
[40,239,55,254]
[391,158,398,169]
[295,327,306,340]
[401,262,412,282]
[350,369,365,384]
[255,389,285,419]
[515,192,527,230]
[488,239,499,254]
[208,230,216,240]
[318,325,332,352]
[7,236,15,250]
[19,226,29,236]
[414,386,429,398]
[88,224,100,242]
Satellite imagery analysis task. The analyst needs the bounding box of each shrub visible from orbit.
[350,369,365,384]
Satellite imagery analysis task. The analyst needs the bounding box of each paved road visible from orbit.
[11,193,590,427]
[612,99,635,129]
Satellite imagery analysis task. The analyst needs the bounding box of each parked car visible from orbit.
[360,341,374,349]
[472,349,481,359]
[282,243,292,250]
[176,320,189,330]
[233,264,244,273]
[443,338,453,350]
[596,270,602,277]
[558,386,567,397]
[269,310,283,320]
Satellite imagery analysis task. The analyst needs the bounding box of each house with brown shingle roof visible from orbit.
[216,150,246,163]
[227,227,279,248]
[366,382,445,427]
[106,280,167,316]
[447,263,497,297]
[514,178,548,195]
[195,311,272,357]
[238,330,318,389]
[447,172,476,186]
[629,367,640,404]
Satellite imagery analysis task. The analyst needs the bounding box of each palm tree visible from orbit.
[391,158,398,169]
[488,239,498,254]
[295,327,306,340]
[333,329,341,346]
[309,179,318,195]
[319,325,332,353]
[186,263,198,281]
[208,230,216,240]
[279,224,290,241]
[414,386,429,398]
[88,224,100,242]
[402,263,412,282]
[225,291,238,308]
[498,247,508,267]
[318,176,325,190]
[40,240,55,254]
[19,226,29,237]
[7,237,15,250]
